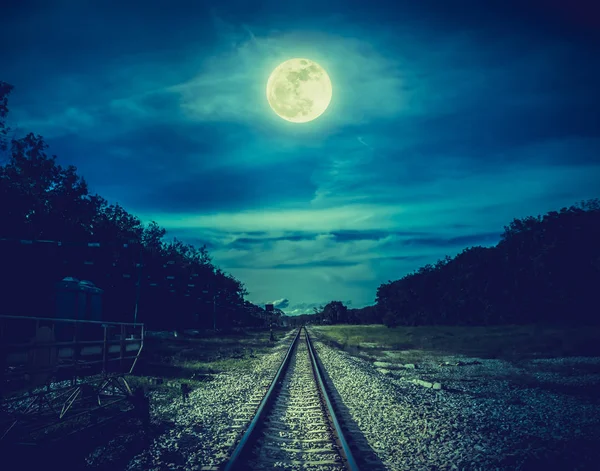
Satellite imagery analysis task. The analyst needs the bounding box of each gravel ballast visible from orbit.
[309,329,600,471]
[249,331,344,470]
[120,330,297,471]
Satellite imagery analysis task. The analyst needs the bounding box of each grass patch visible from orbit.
[131,328,292,395]
[310,324,600,361]
[180,353,267,374]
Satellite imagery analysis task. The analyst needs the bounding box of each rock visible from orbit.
[440,360,482,367]
[359,342,379,348]
[373,361,394,368]
[432,382,443,390]
[412,379,434,388]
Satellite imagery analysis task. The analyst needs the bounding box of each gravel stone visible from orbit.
[309,328,600,471]
[249,332,344,470]
[373,361,394,368]
[376,368,392,375]
[412,379,434,388]
[124,330,297,471]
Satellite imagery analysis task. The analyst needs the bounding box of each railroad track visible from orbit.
[223,327,359,471]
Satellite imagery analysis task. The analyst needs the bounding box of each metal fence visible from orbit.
[0,315,145,445]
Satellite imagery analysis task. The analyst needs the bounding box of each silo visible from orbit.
[78,280,103,321]
[55,277,104,342]
[55,277,81,320]
[55,277,103,321]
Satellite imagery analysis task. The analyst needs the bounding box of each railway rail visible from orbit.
[223,327,360,471]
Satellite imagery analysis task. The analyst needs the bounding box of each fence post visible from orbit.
[120,324,125,371]
[72,321,79,385]
[102,324,108,373]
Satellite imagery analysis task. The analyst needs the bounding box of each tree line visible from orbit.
[312,199,600,326]
[376,200,600,326]
[289,302,380,326]
[0,81,267,331]
[3,79,598,329]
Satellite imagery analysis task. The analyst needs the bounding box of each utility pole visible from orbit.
[265,304,274,341]
[212,266,218,331]
[212,290,217,331]
[134,243,142,325]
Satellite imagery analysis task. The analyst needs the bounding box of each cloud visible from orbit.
[272,260,361,269]
[330,230,430,242]
[270,298,289,309]
[13,106,96,139]
[164,25,410,128]
[3,1,600,314]
[282,298,355,316]
[228,233,318,249]
[282,301,322,316]
[141,204,405,233]
[400,232,502,249]
[225,229,433,248]
[357,136,370,148]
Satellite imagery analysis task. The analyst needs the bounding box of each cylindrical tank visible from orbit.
[55,277,104,341]
[55,277,103,321]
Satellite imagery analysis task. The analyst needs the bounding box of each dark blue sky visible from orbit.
[2,0,599,314]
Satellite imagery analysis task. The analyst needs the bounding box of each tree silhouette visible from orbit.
[376,200,600,326]
[0,82,260,331]
[322,301,348,324]
[3,80,598,329]
[0,81,13,153]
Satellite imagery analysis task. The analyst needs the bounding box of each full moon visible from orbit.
[266,58,332,123]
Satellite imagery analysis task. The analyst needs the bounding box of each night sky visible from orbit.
[2,0,599,314]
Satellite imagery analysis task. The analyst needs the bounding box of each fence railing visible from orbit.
[0,315,144,395]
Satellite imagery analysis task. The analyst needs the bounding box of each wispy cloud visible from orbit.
[141,204,405,233]
[270,298,289,309]
[357,136,370,148]
[154,20,410,129]
[2,1,599,313]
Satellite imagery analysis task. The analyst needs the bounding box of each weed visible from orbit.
[311,324,600,360]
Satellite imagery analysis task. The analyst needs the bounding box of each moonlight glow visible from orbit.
[266,58,332,123]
